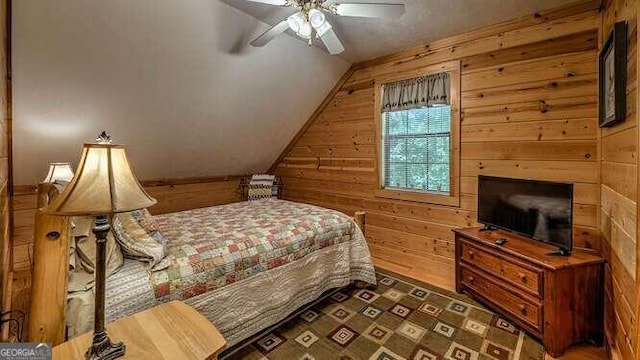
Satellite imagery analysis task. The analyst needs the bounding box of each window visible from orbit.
[382,105,451,193]
[375,61,460,206]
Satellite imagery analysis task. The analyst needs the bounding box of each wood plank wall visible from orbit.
[9,176,242,338]
[273,1,602,291]
[600,0,638,359]
[0,0,9,341]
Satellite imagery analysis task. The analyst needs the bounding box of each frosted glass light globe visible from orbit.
[309,9,326,29]
[298,21,312,39]
[287,17,300,32]
[287,12,305,33]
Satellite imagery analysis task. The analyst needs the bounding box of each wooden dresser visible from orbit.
[453,227,604,357]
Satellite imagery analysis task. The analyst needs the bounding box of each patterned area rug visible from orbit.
[228,270,544,360]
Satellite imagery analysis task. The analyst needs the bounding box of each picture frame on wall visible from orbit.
[599,21,627,127]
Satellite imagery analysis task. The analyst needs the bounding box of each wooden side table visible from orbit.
[53,301,226,359]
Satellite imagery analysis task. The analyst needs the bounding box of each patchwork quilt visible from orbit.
[69,199,376,346]
[150,199,359,301]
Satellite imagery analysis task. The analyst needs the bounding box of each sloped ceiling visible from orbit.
[225,0,580,62]
[13,0,582,184]
[12,0,350,184]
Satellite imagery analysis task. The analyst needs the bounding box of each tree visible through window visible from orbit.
[382,105,451,193]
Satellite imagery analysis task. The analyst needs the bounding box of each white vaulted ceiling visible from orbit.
[224,0,580,62]
[13,0,580,184]
[12,0,350,184]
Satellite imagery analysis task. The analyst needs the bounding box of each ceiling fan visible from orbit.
[247,0,405,55]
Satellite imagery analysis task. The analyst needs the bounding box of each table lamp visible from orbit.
[44,132,156,360]
[38,162,75,208]
[42,162,75,183]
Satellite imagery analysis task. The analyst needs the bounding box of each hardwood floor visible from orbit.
[372,254,456,291]
[372,257,606,360]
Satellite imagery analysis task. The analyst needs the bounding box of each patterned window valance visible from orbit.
[381,72,450,112]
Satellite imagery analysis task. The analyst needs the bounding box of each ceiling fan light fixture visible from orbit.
[297,21,312,39]
[287,12,305,33]
[314,21,332,37]
[309,8,326,29]
[287,18,300,33]
[248,0,405,55]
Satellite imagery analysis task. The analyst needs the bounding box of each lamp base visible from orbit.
[84,326,126,360]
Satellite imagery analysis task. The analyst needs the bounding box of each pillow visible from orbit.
[66,290,95,337]
[131,209,166,247]
[112,209,169,271]
[249,174,276,188]
[69,216,124,291]
[247,184,273,201]
[247,174,277,201]
[137,211,160,234]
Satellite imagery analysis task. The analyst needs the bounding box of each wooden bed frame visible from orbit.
[27,182,367,346]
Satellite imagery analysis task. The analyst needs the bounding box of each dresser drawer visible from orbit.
[461,266,542,331]
[460,242,542,297]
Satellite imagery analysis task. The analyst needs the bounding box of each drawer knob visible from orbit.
[517,273,528,283]
[468,251,475,259]
[518,304,527,315]
[468,276,475,284]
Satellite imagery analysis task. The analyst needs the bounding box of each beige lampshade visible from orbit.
[42,162,75,183]
[44,143,156,216]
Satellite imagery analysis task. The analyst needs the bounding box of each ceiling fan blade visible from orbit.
[250,20,290,47]
[319,26,345,55]
[334,3,405,18]
[245,0,288,5]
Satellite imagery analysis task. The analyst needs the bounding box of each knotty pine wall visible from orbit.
[600,0,638,359]
[0,0,9,341]
[274,1,601,290]
[10,176,242,335]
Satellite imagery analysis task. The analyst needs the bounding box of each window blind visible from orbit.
[382,105,451,193]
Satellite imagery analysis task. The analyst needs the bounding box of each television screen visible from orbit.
[478,176,574,251]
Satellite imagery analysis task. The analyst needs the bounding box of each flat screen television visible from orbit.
[478,176,573,254]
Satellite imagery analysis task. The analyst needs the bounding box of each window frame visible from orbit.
[373,60,461,207]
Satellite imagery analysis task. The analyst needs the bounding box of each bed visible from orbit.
[28,184,376,351]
